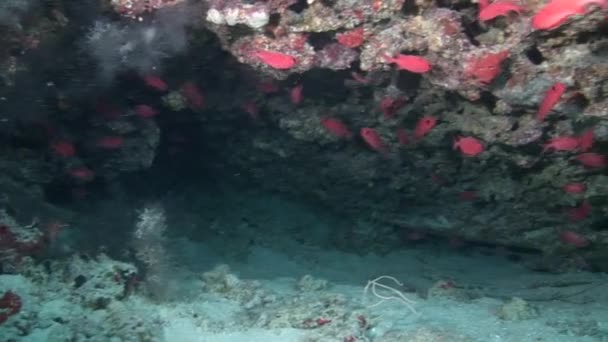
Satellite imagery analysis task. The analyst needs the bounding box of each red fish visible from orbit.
[336,27,365,48]
[320,117,353,139]
[290,84,303,105]
[479,0,524,21]
[360,128,388,154]
[51,141,76,158]
[465,51,509,84]
[180,82,205,109]
[254,50,297,69]
[559,231,589,248]
[414,116,437,139]
[532,0,607,30]
[95,136,124,149]
[69,167,95,182]
[241,101,260,121]
[71,187,88,200]
[542,136,579,152]
[380,97,406,119]
[257,80,280,94]
[350,71,370,84]
[396,128,409,145]
[454,136,484,157]
[431,173,447,185]
[568,199,592,222]
[135,104,159,118]
[459,190,478,201]
[95,101,122,120]
[143,75,168,92]
[537,82,566,121]
[575,153,607,168]
[562,182,586,194]
[385,54,431,73]
[578,128,594,152]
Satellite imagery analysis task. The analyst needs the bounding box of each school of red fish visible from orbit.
[49,0,606,250]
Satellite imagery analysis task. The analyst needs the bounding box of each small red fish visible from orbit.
[578,128,594,152]
[542,136,579,152]
[562,182,586,194]
[257,80,280,94]
[396,128,409,145]
[404,230,427,242]
[51,141,76,158]
[316,318,332,326]
[290,84,303,105]
[254,50,297,69]
[69,167,95,182]
[479,0,524,21]
[448,236,466,249]
[380,96,406,119]
[459,190,478,201]
[143,75,168,92]
[241,101,260,120]
[350,71,370,84]
[95,136,124,149]
[135,104,159,118]
[532,0,607,30]
[537,82,566,121]
[431,173,446,185]
[320,117,353,139]
[465,51,509,84]
[45,220,67,243]
[568,199,592,222]
[385,54,431,73]
[414,116,437,139]
[575,153,607,168]
[454,136,484,157]
[360,128,388,154]
[71,187,88,200]
[95,101,122,120]
[559,230,589,248]
[336,27,365,48]
[180,82,205,109]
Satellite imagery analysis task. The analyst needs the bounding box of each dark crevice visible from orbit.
[435,0,451,7]
[479,91,498,110]
[568,92,590,110]
[396,71,421,92]
[510,121,520,131]
[319,0,336,7]
[461,20,482,46]
[268,13,281,27]
[435,0,470,10]
[288,0,309,13]
[525,45,544,65]
[401,0,418,15]
[575,21,608,44]
[307,32,334,51]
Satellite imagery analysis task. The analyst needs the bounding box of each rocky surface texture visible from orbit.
[0,0,606,269]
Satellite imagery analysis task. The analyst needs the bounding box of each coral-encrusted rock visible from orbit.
[583,100,608,119]
[314,43,359,70]
[109,0,185,18]
[62,254,137,309]
[206,3,270,29]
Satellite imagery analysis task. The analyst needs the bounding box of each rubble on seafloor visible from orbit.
[0,0,606,271]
